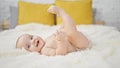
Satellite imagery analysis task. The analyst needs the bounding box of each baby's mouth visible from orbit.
[36,40,39,47]
[37,40,44,48]
[38,40,45,53]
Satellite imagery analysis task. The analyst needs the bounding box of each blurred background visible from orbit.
[0,0,120,31]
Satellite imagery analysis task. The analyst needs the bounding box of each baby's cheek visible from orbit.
[29,47,37,52]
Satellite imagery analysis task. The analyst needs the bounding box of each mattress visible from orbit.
[0,23,120,68]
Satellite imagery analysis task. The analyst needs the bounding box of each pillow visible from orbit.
[18,1,55,25]
[55,0,92,25]
[10,6,18,28]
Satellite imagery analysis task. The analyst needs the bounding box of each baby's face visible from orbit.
[16,34,45,53]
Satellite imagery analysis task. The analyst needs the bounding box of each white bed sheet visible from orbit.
[0,23,120,68]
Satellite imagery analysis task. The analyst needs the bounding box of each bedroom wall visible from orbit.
[0,0,120,30]
[92,0,120,30]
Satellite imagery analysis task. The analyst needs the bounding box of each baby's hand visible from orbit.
[55,30,65,41]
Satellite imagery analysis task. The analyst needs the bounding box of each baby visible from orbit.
[16,5,89,56]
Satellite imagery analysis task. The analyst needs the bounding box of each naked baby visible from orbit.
[16,5,89,56]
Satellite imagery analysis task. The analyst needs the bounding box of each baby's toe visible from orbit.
[48,9,54,13]
[48,6,55,12]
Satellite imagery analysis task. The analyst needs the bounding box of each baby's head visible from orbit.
[16,34,45,53]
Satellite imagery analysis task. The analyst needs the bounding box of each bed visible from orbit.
[0,23,120,68]
[1,0,120,68]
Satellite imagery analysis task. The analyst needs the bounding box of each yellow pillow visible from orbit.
[55,0,92,25]
[18,1,55,25]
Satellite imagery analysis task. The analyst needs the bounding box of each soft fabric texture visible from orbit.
[55,0,92,25]
[0,23,120,68]
[18,1,55,25]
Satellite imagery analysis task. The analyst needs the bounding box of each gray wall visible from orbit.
[92,0,120,30]
[0,0,120,30]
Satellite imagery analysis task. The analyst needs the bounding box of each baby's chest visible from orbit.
[46,39,57,48]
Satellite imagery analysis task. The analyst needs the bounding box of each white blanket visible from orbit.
[0,23,120,68]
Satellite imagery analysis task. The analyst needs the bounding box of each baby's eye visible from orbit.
[31,36,33,40]
[27,45,31,49]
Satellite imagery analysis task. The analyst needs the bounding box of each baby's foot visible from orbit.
[48,5,63,17]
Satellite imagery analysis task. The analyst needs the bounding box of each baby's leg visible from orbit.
[48,6,89,49]
[48,5,77,35]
